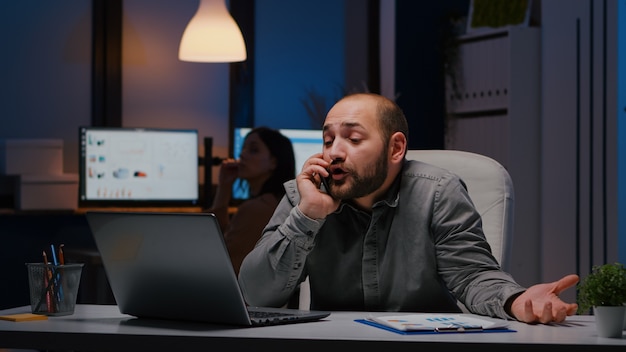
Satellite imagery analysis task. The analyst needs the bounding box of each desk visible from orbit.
[0,305,624,351]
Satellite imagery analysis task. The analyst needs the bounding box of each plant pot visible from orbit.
[622,303,626,330]
[594,306,626,338]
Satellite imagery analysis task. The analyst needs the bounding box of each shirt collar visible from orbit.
[373,166,401,209]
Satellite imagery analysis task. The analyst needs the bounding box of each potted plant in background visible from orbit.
[577,262,626,338]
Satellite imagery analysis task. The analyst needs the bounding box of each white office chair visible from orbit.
[404,149,514,270]
[298,149,515,310]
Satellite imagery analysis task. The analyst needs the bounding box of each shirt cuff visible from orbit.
[279,206,325,249]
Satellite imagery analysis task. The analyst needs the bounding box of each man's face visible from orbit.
[322,97,388,200]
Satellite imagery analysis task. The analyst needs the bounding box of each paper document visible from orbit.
[366,313,510,332]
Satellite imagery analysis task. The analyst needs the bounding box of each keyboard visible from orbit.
[247,307,330,326]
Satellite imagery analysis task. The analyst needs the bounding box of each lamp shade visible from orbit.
[179,0,247,63]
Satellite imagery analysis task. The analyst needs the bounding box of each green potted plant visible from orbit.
[577,262,626,338]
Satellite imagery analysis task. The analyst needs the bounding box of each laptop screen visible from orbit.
[86,211,331,326]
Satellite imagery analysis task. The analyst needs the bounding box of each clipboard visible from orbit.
[356,313,516,335]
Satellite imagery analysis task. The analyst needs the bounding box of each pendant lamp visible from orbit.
[179,0,247,63]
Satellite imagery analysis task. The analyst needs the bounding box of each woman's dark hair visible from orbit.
[247,127,296,199]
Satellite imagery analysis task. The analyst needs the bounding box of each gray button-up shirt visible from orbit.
[239,159,526,319]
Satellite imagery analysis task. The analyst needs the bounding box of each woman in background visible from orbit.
[209,127,295,275]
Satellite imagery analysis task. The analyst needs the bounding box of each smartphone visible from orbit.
[320,174,331,192]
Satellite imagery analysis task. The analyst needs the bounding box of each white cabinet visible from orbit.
[445,27,541,286]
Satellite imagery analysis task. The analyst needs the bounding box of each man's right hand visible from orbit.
[296,153,340,220]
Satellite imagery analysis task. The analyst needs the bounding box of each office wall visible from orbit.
[617,1,626,263]
[254,0,347,129]
[542,0,620,302]
[380,1,396,100]
[0,1,92,174]
[394,1,470,150]
[122,0,232,165]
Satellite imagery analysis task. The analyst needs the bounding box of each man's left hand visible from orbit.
[510,274,579,324]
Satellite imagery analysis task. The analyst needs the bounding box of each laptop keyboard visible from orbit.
[248,309,299,326]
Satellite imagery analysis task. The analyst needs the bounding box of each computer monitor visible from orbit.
[78,126,199,207]
[231,127,323,201]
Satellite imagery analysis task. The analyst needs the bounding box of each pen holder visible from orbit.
[26,262,84,316]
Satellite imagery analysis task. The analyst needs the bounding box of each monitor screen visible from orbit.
[231,127,323,201]
[78,126,199,207]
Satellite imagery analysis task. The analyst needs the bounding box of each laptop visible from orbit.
[85,211,330,326]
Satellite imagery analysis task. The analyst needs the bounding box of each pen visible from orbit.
[50,244,65,303]
[435,325,483,333]
[50,244,58,265]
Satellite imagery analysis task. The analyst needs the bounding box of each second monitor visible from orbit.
[231,128,323,201]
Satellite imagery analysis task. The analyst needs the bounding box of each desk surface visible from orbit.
[0,305,624,351]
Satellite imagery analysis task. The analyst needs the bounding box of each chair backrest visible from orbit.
[298,149,515,310]
[405,149,514,270]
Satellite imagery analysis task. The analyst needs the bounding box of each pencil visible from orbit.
[57,244,65,301]
[58,244,65,265]
[42,251,53,312]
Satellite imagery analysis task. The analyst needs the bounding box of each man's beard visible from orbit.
[329,152,388,200]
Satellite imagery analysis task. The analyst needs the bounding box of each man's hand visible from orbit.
[509,274,579,324]
[296,153,340,219]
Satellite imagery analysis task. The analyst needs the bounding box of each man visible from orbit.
[238,93,579,323]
